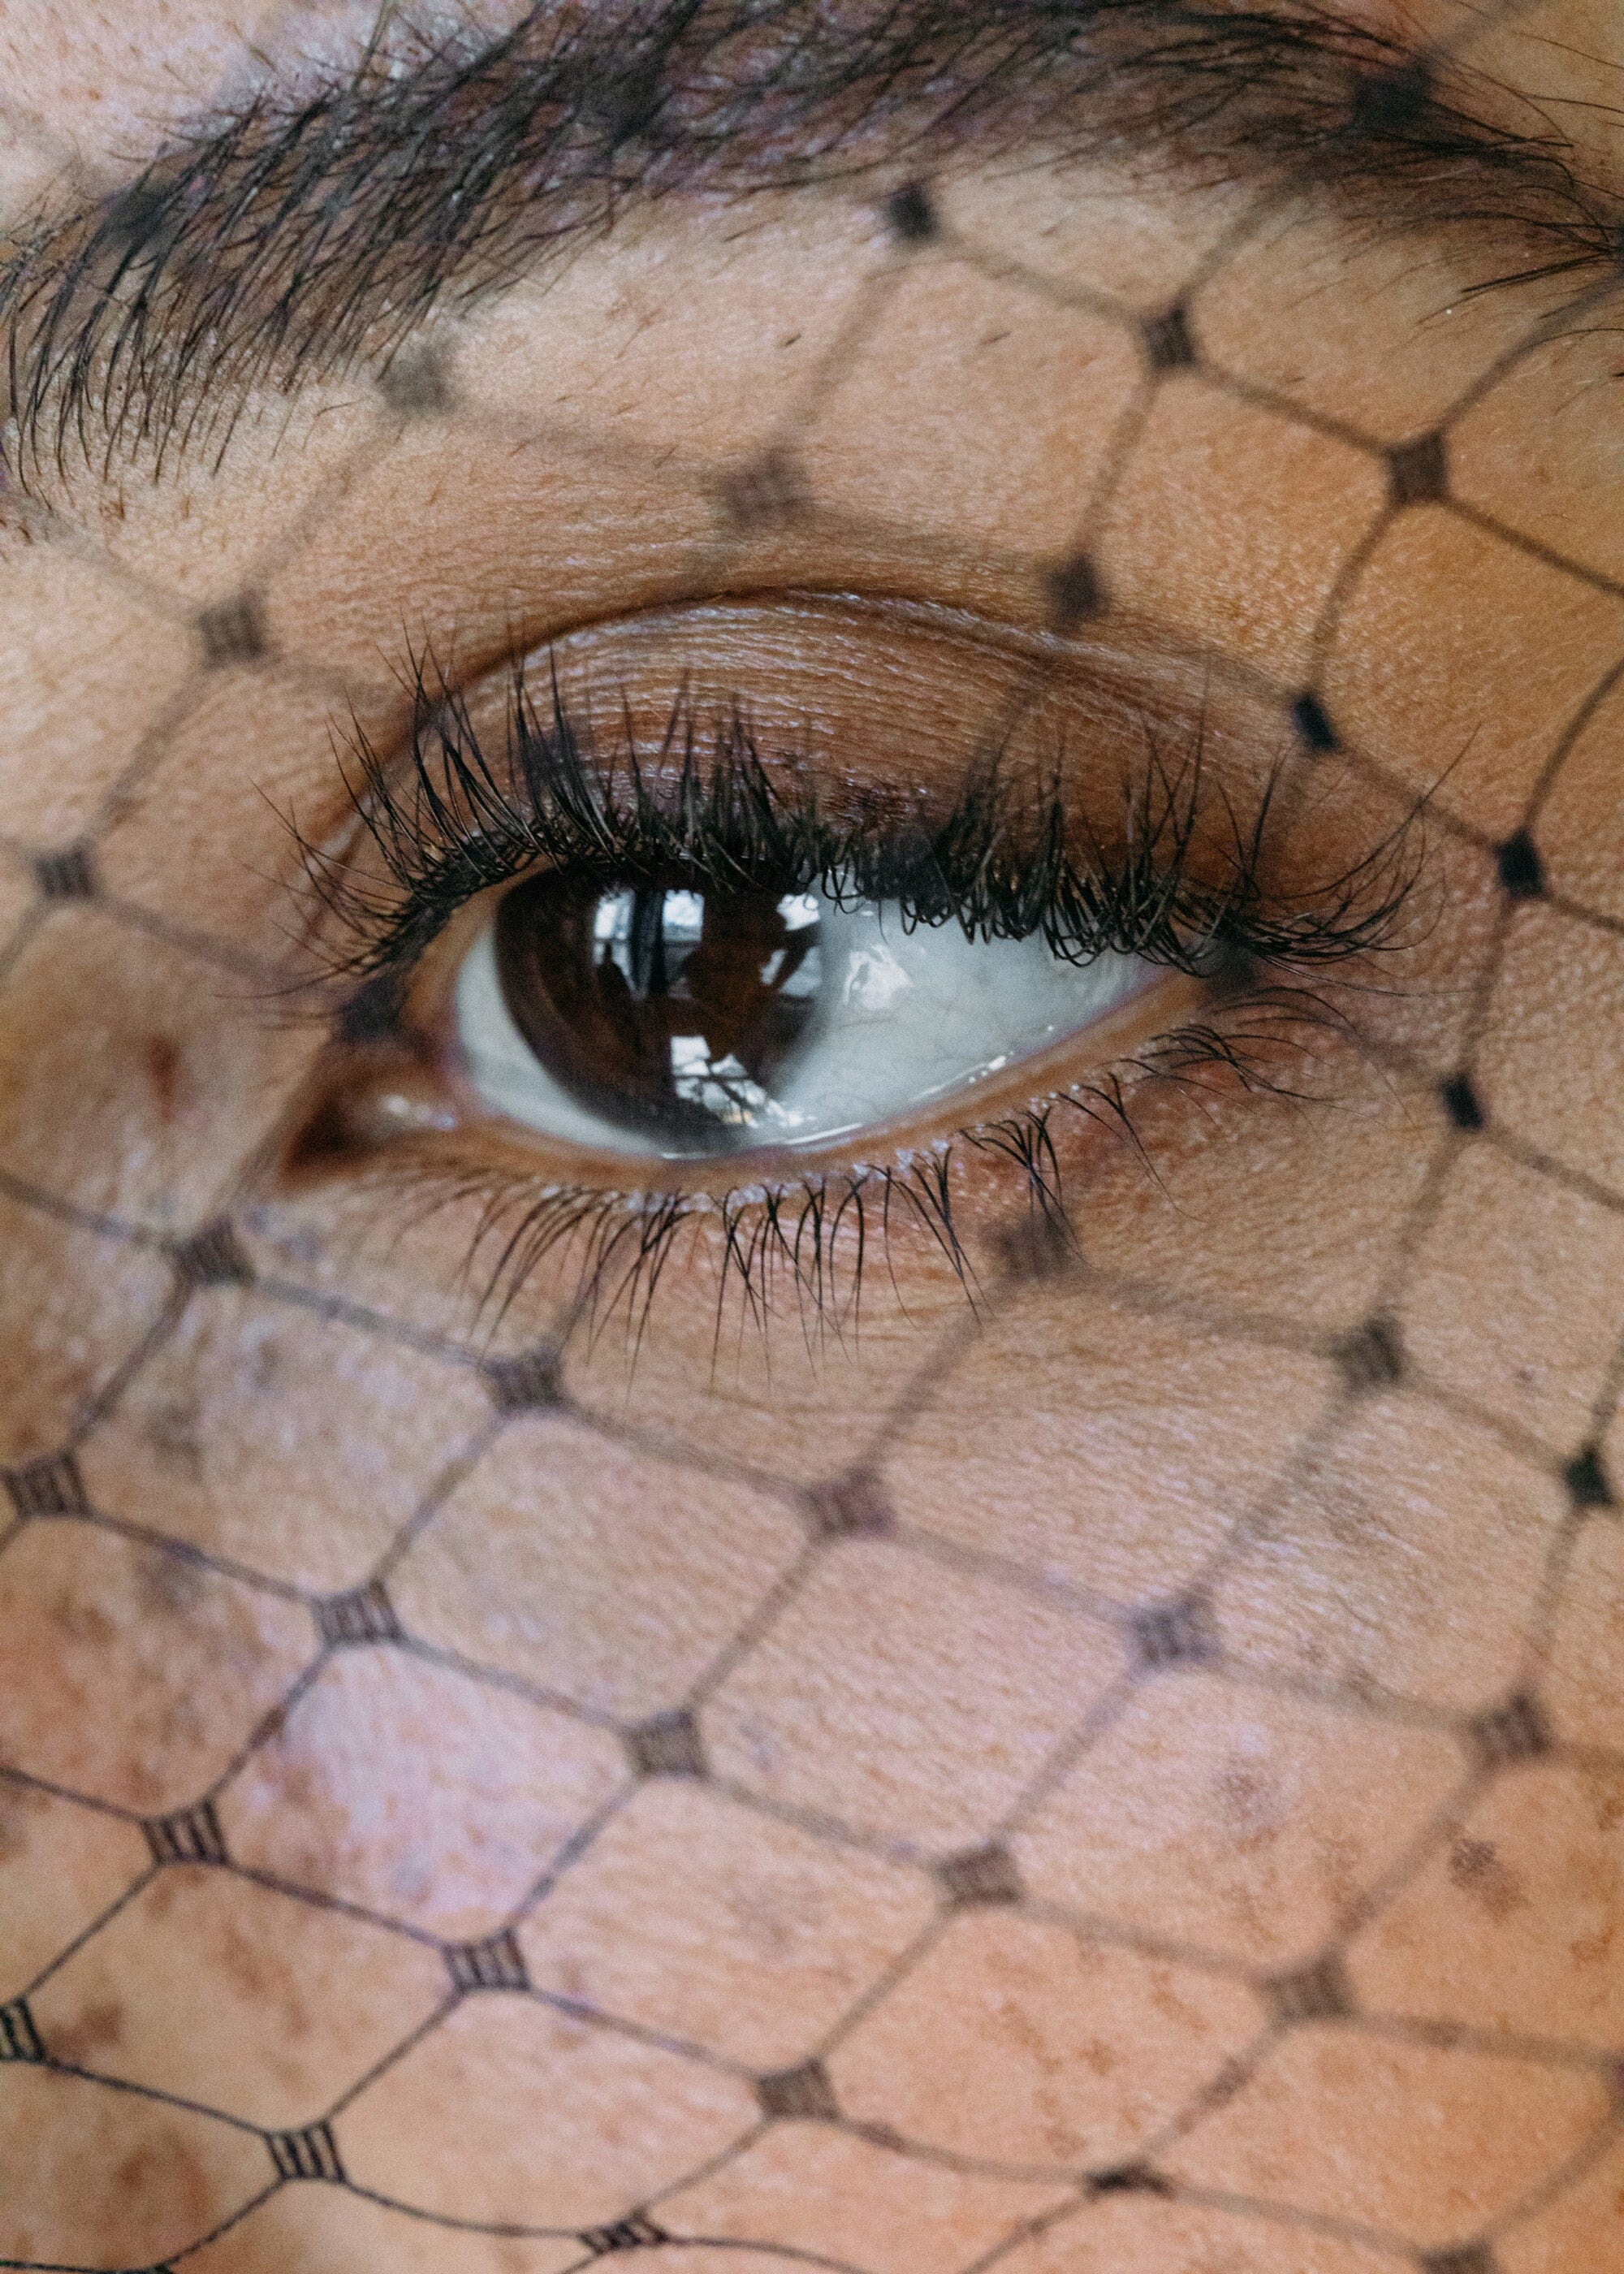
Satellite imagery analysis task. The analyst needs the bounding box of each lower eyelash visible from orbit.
[304,979,1351,1355]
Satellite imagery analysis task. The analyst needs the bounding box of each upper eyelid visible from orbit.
[294,646,1426,1031]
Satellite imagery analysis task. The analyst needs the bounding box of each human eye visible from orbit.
[451,859,1156,1161]
[282,601,1418,1324]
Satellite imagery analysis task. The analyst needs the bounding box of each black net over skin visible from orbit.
[0,2,1622,2269]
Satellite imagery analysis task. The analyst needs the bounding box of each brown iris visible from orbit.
[492,869,825,1150]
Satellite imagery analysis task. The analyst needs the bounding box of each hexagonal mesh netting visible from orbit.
[1,2,1623,2269]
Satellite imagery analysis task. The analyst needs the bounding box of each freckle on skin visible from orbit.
[146,1396,205,1481]
[274,1757,318,1810]
[1216,1762,1285,1848]
[0,1784,46,1861]
[210,1914,273,2007]
[136,1550,206,1617]
[50,1995,125,2065]
[50,1590,115,1646]
[114,2142,155,2194]
[248,1337,283,1394]
[112,2125,211,2236]
[1449,1835,1524,1918]
[554,1952,590,2004]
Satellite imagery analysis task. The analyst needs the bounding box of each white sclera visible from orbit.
[453,886,1153,1160]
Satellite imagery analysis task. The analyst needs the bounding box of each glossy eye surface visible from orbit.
[453,868,1153,1158]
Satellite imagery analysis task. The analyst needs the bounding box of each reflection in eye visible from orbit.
[454,870,1153,1159]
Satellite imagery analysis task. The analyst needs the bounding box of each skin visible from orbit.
[1,2,1623,2268]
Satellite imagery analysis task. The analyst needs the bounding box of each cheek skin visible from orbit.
[3,2,1624,2267]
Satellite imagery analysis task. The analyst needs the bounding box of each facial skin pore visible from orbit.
[1,4,1622,2270]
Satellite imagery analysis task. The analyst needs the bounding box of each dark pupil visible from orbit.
[493,870,824,1151]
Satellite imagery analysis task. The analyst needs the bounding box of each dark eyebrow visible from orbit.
[1,0,1611,489]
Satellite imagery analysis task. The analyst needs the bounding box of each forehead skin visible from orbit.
[1,6,1623,2273]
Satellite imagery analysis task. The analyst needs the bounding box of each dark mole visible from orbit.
[141,1035,183,1123]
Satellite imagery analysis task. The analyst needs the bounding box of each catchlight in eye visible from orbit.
[451,868,1155,1161]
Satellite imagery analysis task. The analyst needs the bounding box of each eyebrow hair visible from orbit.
[0,0,1612,489]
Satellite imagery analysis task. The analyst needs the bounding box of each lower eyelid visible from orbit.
[266,958,1353,1342]
[280,944,1287,1202]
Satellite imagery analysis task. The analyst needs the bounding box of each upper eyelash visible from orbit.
[295,648,1425,1013]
